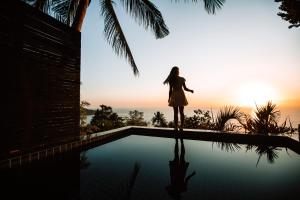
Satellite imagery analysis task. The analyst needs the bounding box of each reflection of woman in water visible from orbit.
[166,137,196,200]
[164,66,194,131]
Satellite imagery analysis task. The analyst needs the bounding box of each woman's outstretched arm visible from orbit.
[183,82,194,93]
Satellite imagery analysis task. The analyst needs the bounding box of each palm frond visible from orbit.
[34,0,52,14]
[255,145,280,166]
[101,0,139,75]
[67,0,81,26]
[51,0,80,26]
[120,0,169,39]
[203,0,225,14]
[216,142,241,152]
[255,101,280,124]
[215,106,241,131]
[253,101,280,134]
[51,0,70,23]
[171,0,225,14]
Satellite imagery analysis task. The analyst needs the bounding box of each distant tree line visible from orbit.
[80,101,296,136]
[80,104,148,134]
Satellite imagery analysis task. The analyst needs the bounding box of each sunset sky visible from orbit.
[80,0,300,111]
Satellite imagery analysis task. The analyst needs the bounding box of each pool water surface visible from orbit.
[80,135,300,200]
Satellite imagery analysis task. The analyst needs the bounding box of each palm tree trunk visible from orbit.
[72,0,90,31]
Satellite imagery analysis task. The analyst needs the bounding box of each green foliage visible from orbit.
[183,109,214,129]
[84,124,100,135]
[90,104,125,132]
[172,0,225,14]
[240,101,292,135]
[80,100,90,128]
[167,121,175,128]
[151,111,168,127]
[275,0,300,28]
[23,0,169,76]
[214,106,242,132]
[246,144,281,166]
[125,110,148,126]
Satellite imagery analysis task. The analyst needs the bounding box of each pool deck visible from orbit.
[1,126,299,169]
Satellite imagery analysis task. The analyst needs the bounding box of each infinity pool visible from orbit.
[80,135,300,200]
[2,134,300,200]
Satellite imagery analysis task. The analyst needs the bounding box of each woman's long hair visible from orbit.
[164,66,179,85]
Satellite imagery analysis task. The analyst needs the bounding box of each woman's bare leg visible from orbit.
[179,106,184,130]
[173,106,179,130]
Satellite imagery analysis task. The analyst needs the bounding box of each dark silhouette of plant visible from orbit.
[22,0,225,75]
[214,106,242,131]
[125,110,147,126]
[85,124,101,134]
[173,0,225,14]
[245,144,281,167]
[90,104,125,131]
[168,121,175,128]
[80,100,90,130]
[22,0,169,75]
[184,109,214,129]
[240,101,291,135]
[256,101,280,134]
[184,114,201,129]
[213,142,241,152]
[255,145,280,166]
[275,0,300,28]
[152,111,168,127]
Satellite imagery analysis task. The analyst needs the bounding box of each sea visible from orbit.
[86,106,300,129]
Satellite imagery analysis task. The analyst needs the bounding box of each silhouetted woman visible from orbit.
[166,137,196,200]
[164,66,194,131]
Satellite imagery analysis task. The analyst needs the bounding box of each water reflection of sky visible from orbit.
[80,135,300,200]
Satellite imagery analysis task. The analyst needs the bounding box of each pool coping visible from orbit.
[130,127,300,153]
[1,126,299,169]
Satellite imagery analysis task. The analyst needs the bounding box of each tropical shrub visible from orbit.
[125,110,148,126]
[152,111,168,127]
[90,104,125,131]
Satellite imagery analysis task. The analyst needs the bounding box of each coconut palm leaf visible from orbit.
[52,0,79,25]
[51,0,71,23]
[216,142,241,152]
[254,101,280,125]
[253,101,280,134]
[172,0,225,14]
[23,0,52,13]
[152,111,167,127]
[101,0,139,75]
[120,0,169,38]
[67,0,81,25]
[255,145,280,167]
[240,113,256,133]
[203,0,225,14]
[51,0,88,26]
[215,106,242,131]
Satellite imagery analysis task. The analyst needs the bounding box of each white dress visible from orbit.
[168,77,188,107]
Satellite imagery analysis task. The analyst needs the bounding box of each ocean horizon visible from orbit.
[86,106,300,128]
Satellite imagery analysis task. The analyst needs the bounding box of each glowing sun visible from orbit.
[236,82,279,108]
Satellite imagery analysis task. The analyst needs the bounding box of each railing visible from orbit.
[1,126,299,169]
[0,127,131,169]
